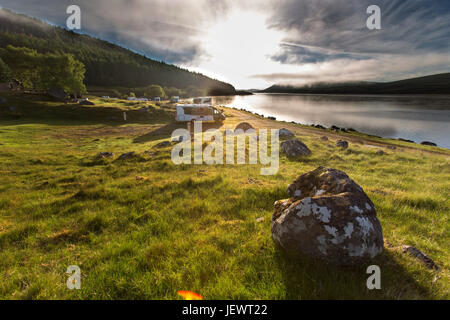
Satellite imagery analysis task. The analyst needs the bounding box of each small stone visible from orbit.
[321,136,328,141]
[336,140,349,149]
[421,141,437,147]
[155,141,171,148]
[118,152,135,159]
[256,217,265,223]
[402,245,439,270]
[376,150,385,156]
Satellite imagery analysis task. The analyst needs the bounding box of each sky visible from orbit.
[1,0,449,89]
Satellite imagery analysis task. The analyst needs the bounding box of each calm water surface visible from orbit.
[216,93,450,149]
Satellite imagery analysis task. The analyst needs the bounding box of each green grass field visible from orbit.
[0,92,448,299]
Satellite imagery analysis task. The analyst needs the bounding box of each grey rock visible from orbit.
[235,122,255,131]
[279,128,295,138]
[336,140,349,149]
[281,139,312,157]
[272,166,384,265]
[320,136,328,141]
[155,141,171,148]
[421,141,437,147]
[118,152,135,159]
[402,245,439,270]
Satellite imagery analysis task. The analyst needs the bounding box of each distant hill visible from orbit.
[262,73,450,95]
[0,8,236,95]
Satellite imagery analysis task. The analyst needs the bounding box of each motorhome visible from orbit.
[176,97,225,123]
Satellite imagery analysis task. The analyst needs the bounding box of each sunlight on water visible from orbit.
[216,94,450,149]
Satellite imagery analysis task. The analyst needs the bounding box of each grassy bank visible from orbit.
[0,92,448,299]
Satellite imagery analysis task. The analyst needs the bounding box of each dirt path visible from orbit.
[221,107,450,157]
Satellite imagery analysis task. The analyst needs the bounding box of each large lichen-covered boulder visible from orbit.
[281,139,312,157]
[272,166,383,265]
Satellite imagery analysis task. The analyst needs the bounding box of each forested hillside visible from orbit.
[0,8,236,95]
[262,73,450,95]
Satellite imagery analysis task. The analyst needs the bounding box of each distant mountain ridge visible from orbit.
[0,8,236,95]
[262,73,450,94]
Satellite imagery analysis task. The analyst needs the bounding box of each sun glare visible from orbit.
[193,10,285,88]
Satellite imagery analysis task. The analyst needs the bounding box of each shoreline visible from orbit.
[221,106,450,155]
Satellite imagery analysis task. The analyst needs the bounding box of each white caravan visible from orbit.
[176,97,225,123]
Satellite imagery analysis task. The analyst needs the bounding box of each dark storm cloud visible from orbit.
[267,0,450,58]
[0,0,231,64]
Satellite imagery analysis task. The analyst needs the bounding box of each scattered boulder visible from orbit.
[402,245,439,270]
[0,97,7,103]
[336,140,349,149]
[268,116,277,121]
[331,125,341,131]
[279,128,295,138]
[118,152,135,159]
[97,152,114,158]
[314,124,326,130]
[8,106,16,112]
[272,166,384,265]
[387,146,396,150]
[398,138,415,143]
[376,150,385,156]
[281,139,312,158]
[320,136,328,141]
[235,122,255,131]
[421,141,437,147]
[155,141,171,148]
[347,128,357,132]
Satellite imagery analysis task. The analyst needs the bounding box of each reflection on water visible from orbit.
[215,94,450,149]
